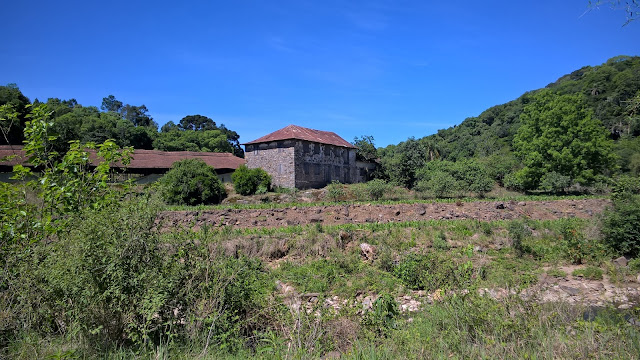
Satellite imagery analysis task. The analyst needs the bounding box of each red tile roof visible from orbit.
[0,146,245,171]
[244,125,356,148]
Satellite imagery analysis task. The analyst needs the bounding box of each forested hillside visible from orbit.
[378,55,640,192]
[0,87,244,157]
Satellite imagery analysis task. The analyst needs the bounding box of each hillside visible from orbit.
[395,55,640,162]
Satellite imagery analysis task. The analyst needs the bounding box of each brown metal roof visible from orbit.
[244,124,356,148]
[0,146,27,167]
[0,146,245,171]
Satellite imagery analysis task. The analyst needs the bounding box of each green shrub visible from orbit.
[326,181,345,202]
[539,171,572,194]
[507,220,531,257]
[232,165,272,196]
[362,294,399,336]
[503,172,524,191]
[601,195,640,258]
[559,222,607,264]
[161,158,226,205]
[5,194,271,351]
[432,231,449,251]
[366,179,391,200]
[394,253,473,291]
[611,175,640,199]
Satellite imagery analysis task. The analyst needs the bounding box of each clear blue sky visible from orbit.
[1,1,639,147]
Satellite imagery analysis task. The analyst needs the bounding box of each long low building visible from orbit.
[0,145,246,183]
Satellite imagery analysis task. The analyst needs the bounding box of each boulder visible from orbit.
[613,256,628,267]
[360,243,377,261]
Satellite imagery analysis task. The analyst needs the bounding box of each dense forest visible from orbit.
[377,55,640,193]
[0,87,244,157]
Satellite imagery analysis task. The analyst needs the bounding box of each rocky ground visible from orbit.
[158,198,610,231]
[159,197,639,322]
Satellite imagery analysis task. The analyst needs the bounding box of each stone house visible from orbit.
[243,125,359,189]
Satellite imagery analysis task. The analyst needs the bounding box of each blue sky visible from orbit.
[1,1,639,148]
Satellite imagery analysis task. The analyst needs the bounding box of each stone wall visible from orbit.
[293,140,356,189]
[245,140,296,188]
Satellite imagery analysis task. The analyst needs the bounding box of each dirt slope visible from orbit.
[158,198,610,231]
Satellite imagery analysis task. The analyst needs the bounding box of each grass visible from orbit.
[7,199,639,359]
[573,266,604,280]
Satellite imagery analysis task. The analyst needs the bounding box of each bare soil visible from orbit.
[158,198,610,231]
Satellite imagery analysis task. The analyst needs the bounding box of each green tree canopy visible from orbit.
[512,89,616,190]
[0,83,31,144]
[353,135,378,162]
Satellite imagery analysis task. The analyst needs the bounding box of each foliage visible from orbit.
[601,194,640,257]
[558,222,608,264]
[512,90,616,190]
[3,194,270,352]
[379,137,427,188]
[362,294,399,336]
[507,220,531,257]
[393,252,474,291]
[161,158,226,205]
[353,135,378,162]
[415,159,494,198]
[231,165,272,196]
[326,180,345,202]
[0,84,30,145]
[365,179,391,200]
[539,171,572,193]
[160,115,244,157]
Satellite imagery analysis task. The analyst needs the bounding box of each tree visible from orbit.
[0,83,31,144]
[353,135,378,162]
[101,95,123,113]
[178,115,217,131]
[589,1,639,25]
[512,89,616,190]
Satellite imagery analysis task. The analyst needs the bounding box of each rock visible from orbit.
[517,202,526,206]
[394,210,401,216]
[618,303,633,310]
[637,274,640,283]
[417,207,427,216]
[309,216,323,223]
[496,203,505,209]
[362,295,375,310]
[560,285,581,296]
[360,243,377,261]
[322,351,342,359]
[473,245,486,253]
[614,256,628,267]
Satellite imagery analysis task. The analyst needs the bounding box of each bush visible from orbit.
[394,253,474,292]
[4,194,271,351]
[161,158,226,205]
[539,171,572,194]
[326,181,345,202]
[232,165,272,196]
[415,159,494,198]
[601,195,640,258]
[366,179,391,200]
[507,220,531,257]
